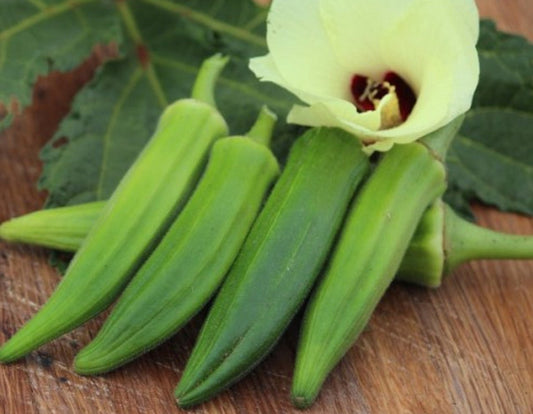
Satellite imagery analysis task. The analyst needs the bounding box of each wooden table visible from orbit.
[1,1,532,412]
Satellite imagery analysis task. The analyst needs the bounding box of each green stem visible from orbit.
[246,106,277,147]
[444,205,533,273]
[420,115,464,160]
[191,54,229,107]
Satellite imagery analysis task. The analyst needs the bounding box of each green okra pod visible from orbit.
[398,200,533,287]
[291,119,462,408]
[175,127,370,408]
[73,107,280,375]
[0,55,229,363]
[0,201,105,252]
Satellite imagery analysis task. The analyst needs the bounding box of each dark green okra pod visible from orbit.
[291,119,463,408]
[0,55,229,363]
[175,127,370,408]
[73,108,280,375]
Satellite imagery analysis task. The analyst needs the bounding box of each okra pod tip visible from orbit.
[0,202,105,253]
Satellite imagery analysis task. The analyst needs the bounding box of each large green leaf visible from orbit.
[0,0,122,128]
[446,21,533,216]
[38,0,296,206]
[1,5,531,214]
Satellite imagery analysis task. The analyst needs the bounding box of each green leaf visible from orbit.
[37,0,296,206]
[3,5,531,215]
[446,20,533,215]
[0,0,122,128]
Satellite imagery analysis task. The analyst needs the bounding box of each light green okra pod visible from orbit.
[73,107,280,375]
[291,119,462,408]
[0,55,229,363]
[398,200,533,287]
[0,201,104,252]
[175,127,370,408]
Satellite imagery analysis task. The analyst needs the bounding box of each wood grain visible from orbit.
[1,1,532,413]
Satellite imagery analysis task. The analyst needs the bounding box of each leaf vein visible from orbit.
[96,67,145,199]
[456,134,533,174]
[116,1,168,107]
[244,10,268,32]
[28,0,46,11]
[150,53,292,110]
[0,40,7,72]
[451,154,529,208]
[0,0,95,41]
[140,0,266,48]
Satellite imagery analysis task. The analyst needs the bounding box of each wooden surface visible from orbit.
[1,1,532,413]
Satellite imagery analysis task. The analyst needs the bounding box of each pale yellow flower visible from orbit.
[250,0,480,152]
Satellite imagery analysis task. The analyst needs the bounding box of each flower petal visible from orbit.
[371,0,479,142]
[318,0,479,146]
[263,0,351,100]
[288,99,382,133]
[319,0,411,80]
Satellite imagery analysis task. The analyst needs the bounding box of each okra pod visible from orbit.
[0,201,105,252]
[73,107,280,375]
[0,55,229,362]
[175,127,370,407]
[291,120,462,408]
[398,200,533,287]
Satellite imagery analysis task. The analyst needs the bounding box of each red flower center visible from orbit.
[350,72,416,121]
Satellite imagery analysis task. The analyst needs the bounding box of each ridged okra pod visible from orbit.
[291,120,462,408]
[397,200,533,287]
[0,201,104,252]
[396,201,445,287]
[73,108,280,375]
[0,55,229,363]
[175,127,370,408]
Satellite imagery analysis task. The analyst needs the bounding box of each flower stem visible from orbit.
[444,205,533,273]
[420,115,464,160]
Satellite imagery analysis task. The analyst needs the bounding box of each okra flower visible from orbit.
[250,0,480,152]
